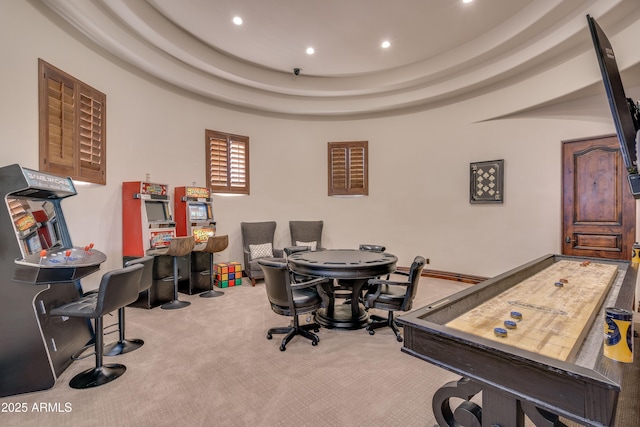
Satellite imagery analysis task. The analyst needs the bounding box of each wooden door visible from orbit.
[562,135,635,260]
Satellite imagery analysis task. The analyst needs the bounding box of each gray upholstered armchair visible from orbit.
[289,220,324,251]
[241,221,283,286]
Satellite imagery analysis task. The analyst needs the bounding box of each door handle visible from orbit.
[565,236,576,244]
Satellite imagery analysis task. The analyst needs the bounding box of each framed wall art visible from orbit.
[470,159,504,204]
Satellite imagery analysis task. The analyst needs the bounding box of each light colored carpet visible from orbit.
[1,276,637,426]
[1,276,469,427]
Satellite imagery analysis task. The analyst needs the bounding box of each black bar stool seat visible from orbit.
[50,263,144,389]
[103,256,154,356]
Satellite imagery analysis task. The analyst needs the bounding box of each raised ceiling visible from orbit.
[35,0,640,117]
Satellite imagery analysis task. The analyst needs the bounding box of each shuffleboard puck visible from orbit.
[554,281,564,287]
[510,311,522,320]
[494,327,508,337]
[504,320,517,329]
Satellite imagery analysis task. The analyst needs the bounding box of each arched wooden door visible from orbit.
[562,135,635,260]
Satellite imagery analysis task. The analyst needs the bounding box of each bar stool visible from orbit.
[200,235,229,298]
[104,256,154,356]
[161,236,195,310]
[50,263,144,389]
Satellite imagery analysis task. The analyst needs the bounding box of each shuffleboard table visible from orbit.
[397,254,637,427]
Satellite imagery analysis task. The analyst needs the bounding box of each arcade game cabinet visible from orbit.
[122,181,177,307]
[0,164,106,397]
[174,186,216,294]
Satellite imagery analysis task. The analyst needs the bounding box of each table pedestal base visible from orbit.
[315,304,369,330]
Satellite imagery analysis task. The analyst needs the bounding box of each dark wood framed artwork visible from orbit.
[470,159,504,204]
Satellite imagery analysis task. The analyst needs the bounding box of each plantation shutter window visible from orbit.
[328,141,368,196]
[206,130,250,195]
[38,59,106,185]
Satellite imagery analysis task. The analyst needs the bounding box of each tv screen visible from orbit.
[145,201,168,222]
[587,14,640,173]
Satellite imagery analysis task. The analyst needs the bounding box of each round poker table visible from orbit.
[288,249,397,329]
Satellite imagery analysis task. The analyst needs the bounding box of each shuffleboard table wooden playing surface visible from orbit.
[397,254,637,427]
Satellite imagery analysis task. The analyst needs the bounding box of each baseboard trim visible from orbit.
[396,266,487,285]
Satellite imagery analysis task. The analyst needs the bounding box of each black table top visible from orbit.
[288,249,397,279]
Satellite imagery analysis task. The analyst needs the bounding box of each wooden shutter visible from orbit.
[229,138,248,191]
[78,86,105,183]
[39,59,106,185]
[328,141,368,196]
[206,130,250,195]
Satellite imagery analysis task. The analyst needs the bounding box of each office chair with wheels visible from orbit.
[258,258,329,351]
[363,256,426,342]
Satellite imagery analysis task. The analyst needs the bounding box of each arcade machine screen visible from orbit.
[26,233,42,254]
[587,14,640,197]
[145,200,170,222]
[188,203,211,221]
[8,198,63,256]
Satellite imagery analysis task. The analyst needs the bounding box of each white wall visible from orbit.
[1,2,637,289]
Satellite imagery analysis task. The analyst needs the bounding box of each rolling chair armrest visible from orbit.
[290,276,329,290]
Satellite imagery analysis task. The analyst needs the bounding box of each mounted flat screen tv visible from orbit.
[587,14,640,197]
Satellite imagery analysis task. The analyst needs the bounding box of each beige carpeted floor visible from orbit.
[0,276,638,426]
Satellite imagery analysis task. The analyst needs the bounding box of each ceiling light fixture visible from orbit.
[381,41,391,49]
[463,0,473,3]
[306,47,315,55]
[232,16,243,25]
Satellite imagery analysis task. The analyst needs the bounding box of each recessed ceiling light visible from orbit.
[463,0,473,3]
[232,16,243,25]
[381,41,391,49]
[306,47,315,55]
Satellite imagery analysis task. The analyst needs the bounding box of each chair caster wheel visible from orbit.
[396,336,403,342]
[312,341,318,346]
[267,334,272,340]
[280,345,286,351]
[368,329,375,336]
[314,328,320,332]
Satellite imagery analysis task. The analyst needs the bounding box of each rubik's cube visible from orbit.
[215,262,243,287]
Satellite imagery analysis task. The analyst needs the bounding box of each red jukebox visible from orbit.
[174,186,217,294]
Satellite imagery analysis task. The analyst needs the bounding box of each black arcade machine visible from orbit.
[0,164,106,397]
